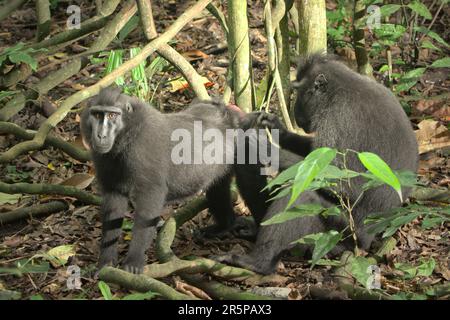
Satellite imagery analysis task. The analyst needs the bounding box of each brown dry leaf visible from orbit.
[175,280,211,300]
[181,49,209,61]
[415,119,450,154]
[60,173,94,189]
[168,76,213,93]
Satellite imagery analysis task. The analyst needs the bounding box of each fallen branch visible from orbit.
[98,266,197,300]
[183,274,272,300]
[0,201,68,225]
[0,0,212,163]
[0,121,90,162]
[0,181,101,205]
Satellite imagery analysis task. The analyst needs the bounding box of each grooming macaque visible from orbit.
[217,54,419,274]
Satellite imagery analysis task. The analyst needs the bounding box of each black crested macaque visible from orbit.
[217,54,419,274]
[82,87,247,273]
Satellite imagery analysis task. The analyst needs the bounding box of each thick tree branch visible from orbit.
[0,201,68,224]
[0,182,101,205]
[0,121,90,162]
[98,267,197,300]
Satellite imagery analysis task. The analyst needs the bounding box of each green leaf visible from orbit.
[382,212,420,237]
[261,204,340,226]
[380,4,401,17]
[421,217,443,229]
[374,24,406,41]
[417,258,435,277]
[357,152,402,202]
[122,291,158,300]
[350,256,377,289]
[294,230,342,267]
[8,52,38,71]
[288,148,337,208]
[264,162,300,191]
[30,294,44,300]
[407,1,432,20]
[420,40,442,52]
[430,57,450,68]
[98,281,113,300]
[395,262,417,279]
[44,245,76,267]
[401,67,426,80]
[414,26,449,47]
[0,192,21,205]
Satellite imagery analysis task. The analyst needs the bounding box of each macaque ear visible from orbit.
[125,102,133,113]
[314,73,328,92]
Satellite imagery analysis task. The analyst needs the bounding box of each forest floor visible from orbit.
[0,1,449,300]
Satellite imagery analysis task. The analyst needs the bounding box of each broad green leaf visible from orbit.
[414,27,449,47]
[379,64,390,73]
[350,256,376,289]
[374,24,406,40]
[421,217,443,229]
[98,281,113,300]
[293,230,342,267]
[382,212,420,237]
[45,245,76,267]
[380,4,401,17]
[407,1,432,20]
[8,52,38,71]
[316,165,360,180]
[357,152,402,202]
[394,262,417,279]
[30,294,44,300]
[122,291,158,300]
[261,204,339,226]
[264,162,300,191]
[392,292,428,300]
[420,40,442,52]
[401,67,426,80]
[0,192,21,205]
[430,57,450,68]
[417,258,435,277]
[288,148,337,208]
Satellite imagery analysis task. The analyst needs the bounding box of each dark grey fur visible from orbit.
[218,54,419,274]
[82,87,243,273]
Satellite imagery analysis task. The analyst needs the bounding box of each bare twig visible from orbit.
[264,1,294,131]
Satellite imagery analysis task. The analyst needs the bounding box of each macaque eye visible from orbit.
[107,113,118,120]
[94,113,102,120]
